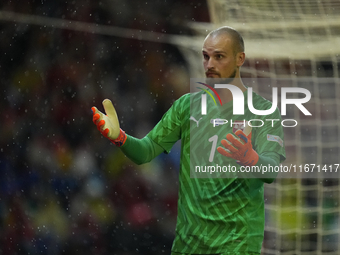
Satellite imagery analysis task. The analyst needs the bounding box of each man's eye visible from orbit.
[203,54,209,60]
[216,54,223,59]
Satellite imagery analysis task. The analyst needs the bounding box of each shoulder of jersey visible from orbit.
[251,91,275,109]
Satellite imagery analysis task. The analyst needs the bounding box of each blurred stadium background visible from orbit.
[1,0,340,254]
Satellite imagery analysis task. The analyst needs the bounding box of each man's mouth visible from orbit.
[206,72,219,77]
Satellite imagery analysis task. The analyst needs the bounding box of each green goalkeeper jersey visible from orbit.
[147,89,286,254]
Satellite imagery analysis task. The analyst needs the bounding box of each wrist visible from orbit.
[110,128,127,147]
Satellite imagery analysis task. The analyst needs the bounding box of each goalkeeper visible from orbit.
[92,26,286,255]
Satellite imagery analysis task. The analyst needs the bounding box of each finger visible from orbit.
[97,120,105,131]
[226,133,245,148]
[91,107,98,114]
[102,128,109,137]
[93,113,101,124]
[92,107,104,118]
[221,139,238,153]
[234,130,248,144]
[243,124,252,136]
[92,106,104,124]
[102,99,118,121]
[217,146,233,158]
[102,99,120,139]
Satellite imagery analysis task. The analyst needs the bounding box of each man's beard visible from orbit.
[204,68,237,87]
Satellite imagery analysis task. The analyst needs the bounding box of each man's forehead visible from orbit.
[202,34,233,52]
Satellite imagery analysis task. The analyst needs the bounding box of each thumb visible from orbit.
[244,124,252,136]
[102,99,118,120]
[102,99,120,139]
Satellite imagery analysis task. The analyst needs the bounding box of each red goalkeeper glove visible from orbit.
[91,99,127,147]
[217,129,259,166]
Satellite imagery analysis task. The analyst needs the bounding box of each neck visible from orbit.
[215,77,246,105]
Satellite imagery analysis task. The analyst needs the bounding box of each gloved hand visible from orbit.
[217,129,259,166]
[91,99,126,147]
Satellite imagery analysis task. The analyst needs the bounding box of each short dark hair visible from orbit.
[207,26,245,55]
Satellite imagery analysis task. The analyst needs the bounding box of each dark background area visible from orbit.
[0,0,209,254]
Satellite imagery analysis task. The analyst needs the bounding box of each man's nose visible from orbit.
[206,58,215,69]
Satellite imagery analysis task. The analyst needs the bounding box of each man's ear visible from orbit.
[236,52,245,67]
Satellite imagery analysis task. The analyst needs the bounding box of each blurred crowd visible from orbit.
[0,0,209,254]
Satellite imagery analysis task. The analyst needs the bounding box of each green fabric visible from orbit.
[254,152,280,183]
[120,90,286,254]
[121,135,163,165]
[121,136,279,182]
